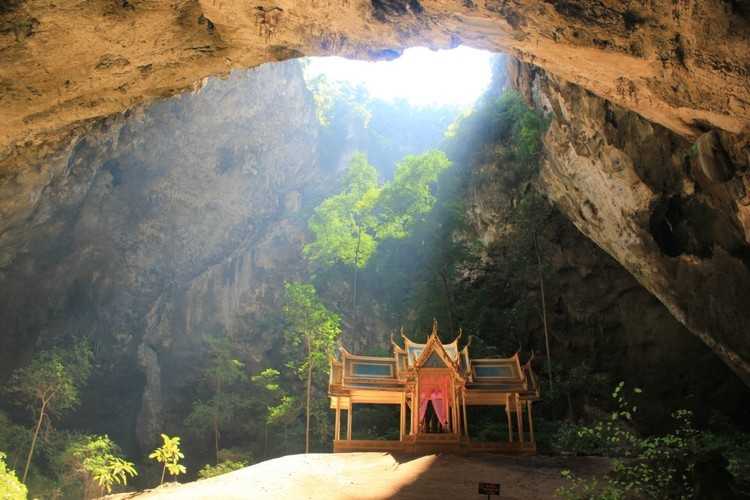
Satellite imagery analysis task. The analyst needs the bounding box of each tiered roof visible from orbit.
[329,321,540,401]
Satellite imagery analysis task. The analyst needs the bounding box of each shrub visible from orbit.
[197,460,247,480]
[59,434,137,498]
[0,452,27,500]
[555,383,750,499]
[551,382,640,457]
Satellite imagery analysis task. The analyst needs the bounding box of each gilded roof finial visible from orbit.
[390,330,402,350]
[431,318,439,340]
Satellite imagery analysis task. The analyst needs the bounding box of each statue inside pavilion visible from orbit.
[328,321,540,454]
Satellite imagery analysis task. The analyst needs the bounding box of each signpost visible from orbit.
[478,482,500,499]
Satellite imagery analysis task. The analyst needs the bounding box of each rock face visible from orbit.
[0,61,318,452]
[449,87,747,424]
[2,1,749,183]
[2,0,750,390]
[509,58,750,386]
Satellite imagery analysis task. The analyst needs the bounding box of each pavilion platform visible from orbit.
[333,435,537,455]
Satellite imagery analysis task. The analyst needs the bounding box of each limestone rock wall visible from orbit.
[2,1,749,232]
[509,58,750,386]
[0,60,318,453]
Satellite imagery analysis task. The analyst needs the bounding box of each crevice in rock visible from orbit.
[371,0,423,22]
[648,195,715,259]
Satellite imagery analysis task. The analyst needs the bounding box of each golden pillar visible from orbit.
[516,394,525,444]
[505,393,514,442]
[347,404,353,441]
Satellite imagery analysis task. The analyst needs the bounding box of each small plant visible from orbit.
[148,434,186,485]
[62,435,137,497]
[197,460,247,480]
[557,470,624,500]
[0,452,27,500]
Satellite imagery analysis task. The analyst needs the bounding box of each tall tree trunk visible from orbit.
[305,334,313,454]
[214,377,221,464]
[264,422,268,458]
[160,464,166,485]
[213,415,219,465]
[352,226,361,325]
[535,233,554,389]
[22,400,46,484]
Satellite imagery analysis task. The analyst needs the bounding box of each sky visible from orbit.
[305,46,495,107]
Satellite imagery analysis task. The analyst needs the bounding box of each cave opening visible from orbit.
[2,37,750,499]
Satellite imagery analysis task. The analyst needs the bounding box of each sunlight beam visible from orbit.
[305,46,495,107]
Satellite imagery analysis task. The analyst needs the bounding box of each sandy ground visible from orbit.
[106,452,609,500]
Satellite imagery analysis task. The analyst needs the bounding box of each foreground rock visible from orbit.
[106,452,609,500]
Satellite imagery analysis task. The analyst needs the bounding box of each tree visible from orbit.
[184,332,245,465]
[266,395,301,455]
[305,153,381,321]
[148,434,186,485]
[6,340,93,484]
[305,151,451,322]
[250,368,285,458]
[375,150,451,240]
[282,282,341,453]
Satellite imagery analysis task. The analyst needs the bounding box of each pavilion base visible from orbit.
[333,436,536,455]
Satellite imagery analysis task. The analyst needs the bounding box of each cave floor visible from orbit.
[105,452,609,500]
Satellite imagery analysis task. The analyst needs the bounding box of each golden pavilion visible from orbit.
[328,321,540,454]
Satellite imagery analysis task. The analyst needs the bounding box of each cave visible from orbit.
[2,1,750,498]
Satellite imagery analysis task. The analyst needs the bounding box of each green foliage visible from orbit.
[250,369,293,427]
[557,470,625,500]
[184,330,247,464]
[0,452,27,500]
[305,73,459,178]
[283,282,342,374]
[555,383,750,499]
[148,434,186,485]
[552,382,638,456]
[266,395,300,427]
[0,414,30,475]
[7,340,93,419]
[365,87,551,340]
[306,150,451,273]
[59,434,136,497]
[375,150,452,240]
[197,460,247,480]
[282,282,341,452]
[6,340,93,484]
[305,153,381,270]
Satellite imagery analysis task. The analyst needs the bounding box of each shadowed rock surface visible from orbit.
[104,452,611,499]
[510,59,750,385]
[0,60,318,453]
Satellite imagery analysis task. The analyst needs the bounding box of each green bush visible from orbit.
[0,452,27,500]
[557,470,624,500]
[551,382,639,457]
[57,434,137,498]
[556,383,750,499]
[197,460,248,480]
